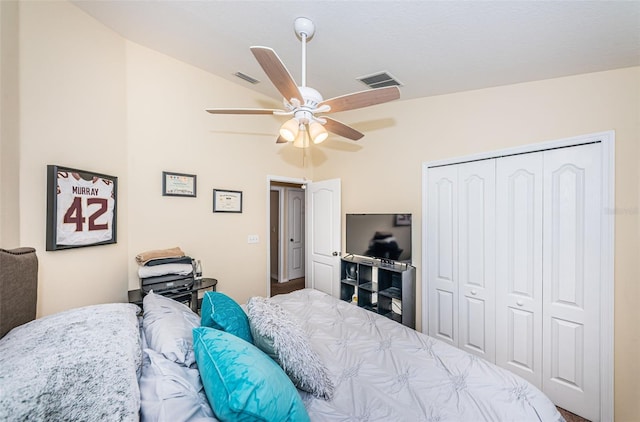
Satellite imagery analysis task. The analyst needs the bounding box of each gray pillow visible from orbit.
[247,296,334,400]
[143,291,201,367]
[140,348,218,422]
[0,303,141,421]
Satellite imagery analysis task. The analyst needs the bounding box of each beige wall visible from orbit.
[0,0,20,247]
[3,1,639,419]
[16,1,129,315]
[124,41,309,304]
[10,1,310,314]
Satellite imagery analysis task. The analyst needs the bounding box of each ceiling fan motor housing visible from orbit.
[299,86,323,107]
[283,86,324,124]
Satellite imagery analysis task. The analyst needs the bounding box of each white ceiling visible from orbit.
[72,0,640,104]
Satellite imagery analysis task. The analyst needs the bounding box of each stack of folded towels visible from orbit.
[135,247,194,292]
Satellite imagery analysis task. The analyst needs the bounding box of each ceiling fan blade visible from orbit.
[250,46,303,104]
[206,108,280,115]
[323,117,364,141]
[320,86,400,113]
[276,135,287,144]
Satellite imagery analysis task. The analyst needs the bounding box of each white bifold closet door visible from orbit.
[427,160,496,362]
[457,160,496,361]
[428,142,602,421]
[495,152,544,387]
[541,144,601,420]
[495,144,601,420]
[427,165,459,346]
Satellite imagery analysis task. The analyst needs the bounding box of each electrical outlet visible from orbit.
[247,234,259,244]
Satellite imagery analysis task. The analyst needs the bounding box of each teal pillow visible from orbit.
[200,292,253,343]
[193,327,310,422]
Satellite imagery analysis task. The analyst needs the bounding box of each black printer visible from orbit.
[138,256,195,294]
[140,274,194,294]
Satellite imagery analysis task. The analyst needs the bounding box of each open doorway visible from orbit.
[269,180,306,297]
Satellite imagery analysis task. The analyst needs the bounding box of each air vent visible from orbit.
[234,72,260,84]
[357,71,403,89]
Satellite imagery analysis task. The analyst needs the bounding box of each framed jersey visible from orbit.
[46,165,118,251]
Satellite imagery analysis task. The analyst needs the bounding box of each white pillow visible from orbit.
[140,349,217,422]
[247,296,334,400]
[143,292,201,367]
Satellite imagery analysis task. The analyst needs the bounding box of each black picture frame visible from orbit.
[213,189,243,213]
[46,165,118,251]
[162,171,197,197]
[394,213,412,226]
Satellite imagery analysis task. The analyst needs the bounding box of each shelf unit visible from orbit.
[340,255,415,328]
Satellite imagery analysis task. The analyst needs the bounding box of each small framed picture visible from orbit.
[213,189,243,213]
[163,171,197,197]
[394,213,411,226]
[46,165,118,251]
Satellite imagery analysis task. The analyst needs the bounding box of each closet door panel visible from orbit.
[458,160,495,361]
[495,153,543,387]
[435,290,455,340]
[427,166,458,346]
[542,143,601,421]
[506,307,535,372]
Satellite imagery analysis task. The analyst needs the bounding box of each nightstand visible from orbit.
[128,277,217,313]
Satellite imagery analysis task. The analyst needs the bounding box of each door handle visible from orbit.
[290,239,294,242]
[332,251,341,256]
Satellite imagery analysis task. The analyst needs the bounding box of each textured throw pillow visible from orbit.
[247,296,334,400]
[143,291,201,367]
[200,292,253,343]
[140,348,218,422]
[193,327,309,422]
[0,303,141,421]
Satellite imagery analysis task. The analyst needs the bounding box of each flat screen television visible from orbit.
[345,213,412,263]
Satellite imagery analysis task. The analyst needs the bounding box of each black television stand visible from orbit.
[339,255,415,328]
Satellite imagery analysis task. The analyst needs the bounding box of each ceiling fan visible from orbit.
[206,17,401,148]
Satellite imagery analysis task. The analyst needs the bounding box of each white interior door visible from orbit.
[287,188,305,280]
[542,143,601,420]
[495,153,544,387]
[426,165,459,346]
[306,179,341,296]
[458,159,496,362]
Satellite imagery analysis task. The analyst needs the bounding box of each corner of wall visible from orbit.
[0,0,21,248]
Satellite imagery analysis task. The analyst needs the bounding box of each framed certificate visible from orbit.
[213,189,243,213]
[46,165,118,251]
[162,171,197,197]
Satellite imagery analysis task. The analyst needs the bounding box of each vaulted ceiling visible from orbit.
[73,1,640,103]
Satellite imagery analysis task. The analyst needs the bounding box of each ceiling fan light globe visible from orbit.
[293,127,309,148]
[279,118,299,142]
[309,122,328,144]
[313,132,328,144]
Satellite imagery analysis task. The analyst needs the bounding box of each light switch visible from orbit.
[248,234,259,244]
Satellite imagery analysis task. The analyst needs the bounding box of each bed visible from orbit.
[271,289,563,421]
[0,249,563,421]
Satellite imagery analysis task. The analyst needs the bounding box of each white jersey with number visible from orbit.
[56,171,115,246]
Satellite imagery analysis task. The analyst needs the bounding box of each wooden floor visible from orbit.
[557,407,590,422]
[270,277,305,297]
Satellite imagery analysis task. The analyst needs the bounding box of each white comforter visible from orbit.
[271,289,563,422]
